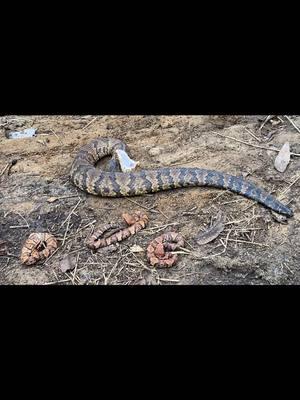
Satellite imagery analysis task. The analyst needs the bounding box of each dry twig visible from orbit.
[278,173,300,199]
[245,128,261,142]
[126,198,160,214]
[285,115,300,134]
[82,117,99,131]
[214,132,300,157]
[60,199,81,228]
[258,115,272,131]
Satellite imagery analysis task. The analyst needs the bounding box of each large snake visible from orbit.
[70,137,293,217]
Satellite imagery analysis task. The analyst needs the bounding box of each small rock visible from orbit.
[274,142,290,173]
[270,118,281,126]
[148,147,161,157]
[59,255,76,273]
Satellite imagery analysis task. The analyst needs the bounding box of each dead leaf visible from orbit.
[274,142,290,173]
[270,118,281,126]
[196,211,225,245]
[130,244,144,253]
[59,255,76,273]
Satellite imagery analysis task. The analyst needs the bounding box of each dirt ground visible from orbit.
[0,115,299,285]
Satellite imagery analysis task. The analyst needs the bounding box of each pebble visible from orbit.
[148,147,161,157]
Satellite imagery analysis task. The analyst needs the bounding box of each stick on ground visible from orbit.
[285,115,300,134]
[214,132,300,157]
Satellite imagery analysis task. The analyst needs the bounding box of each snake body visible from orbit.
[70,137,293,217]
[86,211,149,250]
[147,232,185,268]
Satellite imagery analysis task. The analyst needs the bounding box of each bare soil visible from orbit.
[0,115,299,285]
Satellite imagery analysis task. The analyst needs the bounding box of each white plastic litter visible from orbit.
[6,128,37,139]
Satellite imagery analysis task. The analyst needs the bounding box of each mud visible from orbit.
[0,115,299,285]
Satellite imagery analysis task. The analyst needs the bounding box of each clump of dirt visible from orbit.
[0,115,299,285]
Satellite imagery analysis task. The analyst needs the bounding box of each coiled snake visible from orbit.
[70,137,293,217]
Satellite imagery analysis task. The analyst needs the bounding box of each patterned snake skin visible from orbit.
[70,137,293,217]
[86,211,149,250]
